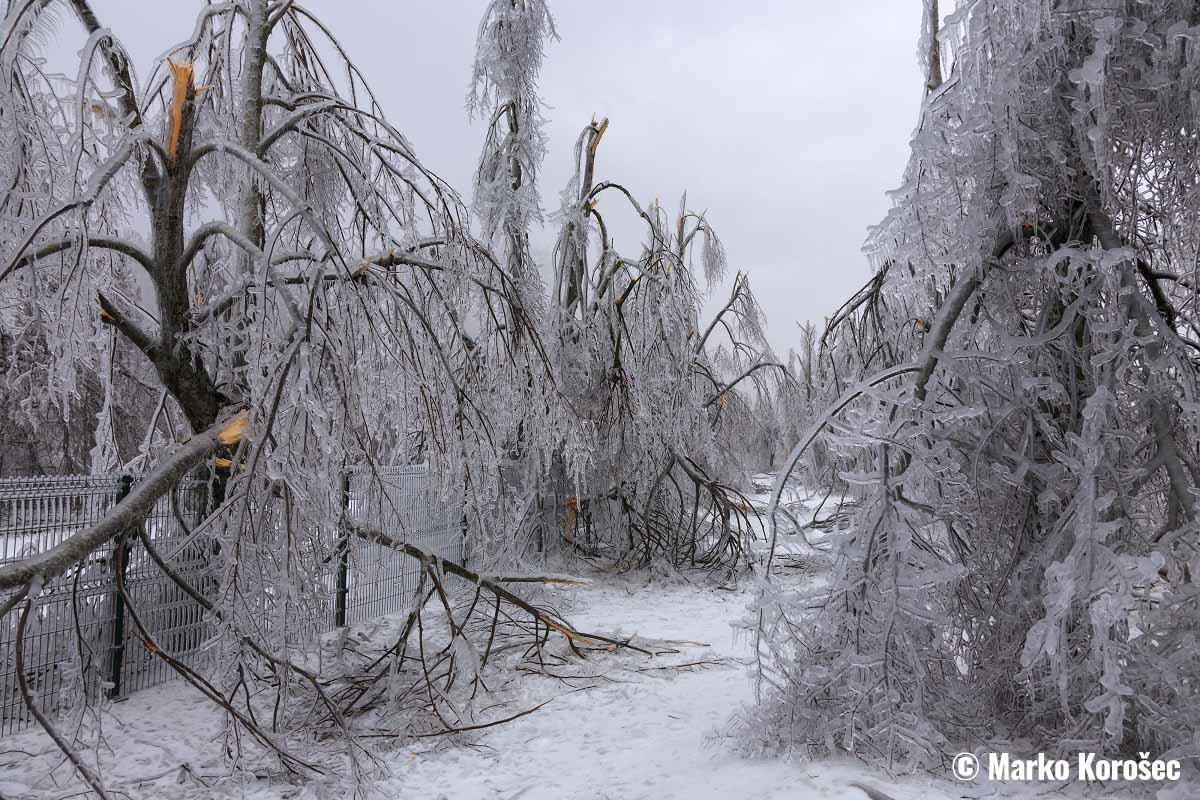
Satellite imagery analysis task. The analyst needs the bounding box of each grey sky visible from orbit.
[59,2,924,357]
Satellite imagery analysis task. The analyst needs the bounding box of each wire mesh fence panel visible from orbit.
[116,480,216,697]
[0,467,465,737]
[343,466,460,625]
[0,477,126,736]
[261,492,345,650]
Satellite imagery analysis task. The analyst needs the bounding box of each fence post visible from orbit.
[335,471,351,628]
[107,474,134,699]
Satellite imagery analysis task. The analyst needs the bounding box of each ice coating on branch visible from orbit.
[468,0,556,284]
[741,0,1200,771]
[542,109,782,564]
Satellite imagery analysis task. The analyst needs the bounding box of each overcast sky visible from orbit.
[56,2,924,356]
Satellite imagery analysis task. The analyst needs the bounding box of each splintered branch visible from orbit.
[580,116,609,202]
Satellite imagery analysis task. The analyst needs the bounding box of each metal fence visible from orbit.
[338,467,463,624]
[0,466,460,737]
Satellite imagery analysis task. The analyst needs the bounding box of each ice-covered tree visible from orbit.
[0,0,564,789]
[546,118,784,567]
[0,0,556,519]
[463,0,576,566]
[749,0,1200,772]
[464,0,782,568]
[469,0,555,289]
[0,1,788,793]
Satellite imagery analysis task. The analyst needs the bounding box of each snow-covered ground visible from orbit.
[0,569,932,800]
[0,559,1182,800]
[741,473,848,560]
[372,577,949,800]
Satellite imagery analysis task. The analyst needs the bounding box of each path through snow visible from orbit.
[376,576,954,800]
[2,571,1176,799]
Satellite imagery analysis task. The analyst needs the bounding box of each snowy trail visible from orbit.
[369,578,955,800]
[0,575,965,800]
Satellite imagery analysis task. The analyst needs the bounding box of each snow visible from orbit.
[0,566,1169,800]
[742,474,847,558]
[372,577,936,800]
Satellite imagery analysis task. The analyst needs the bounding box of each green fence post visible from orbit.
[335,471,350,627]
[107,474,134,699]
